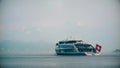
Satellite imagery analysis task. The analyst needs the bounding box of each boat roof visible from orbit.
[59,40,83,43]
[58,40,83,44]
[58,40,91,45]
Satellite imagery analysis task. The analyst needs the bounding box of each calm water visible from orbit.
[0,54,120,68]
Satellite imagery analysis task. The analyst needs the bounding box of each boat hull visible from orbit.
[56,52,87,56]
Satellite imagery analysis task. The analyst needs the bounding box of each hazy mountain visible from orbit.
[0,40,55,55]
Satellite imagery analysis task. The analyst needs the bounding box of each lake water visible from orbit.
[0,54,120,68]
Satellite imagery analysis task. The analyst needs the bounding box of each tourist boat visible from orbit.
[55,40,102,56]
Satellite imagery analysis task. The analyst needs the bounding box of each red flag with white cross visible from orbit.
[96,44,102,52]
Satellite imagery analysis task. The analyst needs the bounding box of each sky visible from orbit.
[0,0,120,54]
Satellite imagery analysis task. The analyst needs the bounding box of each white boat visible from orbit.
[55,40,102,56]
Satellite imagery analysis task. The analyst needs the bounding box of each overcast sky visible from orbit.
[0,0,120,53]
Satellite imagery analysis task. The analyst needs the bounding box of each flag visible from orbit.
[96,44,102,52]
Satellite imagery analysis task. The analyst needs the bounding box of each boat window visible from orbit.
[78,49,93,52]
[56,43,58,46]
[75,44,93,49]
[59,41,77,44]
[66,41,76,43]
[59,41,65,44]
[59,45,74,49]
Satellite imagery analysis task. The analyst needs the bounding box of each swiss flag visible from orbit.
[96,44,102,52]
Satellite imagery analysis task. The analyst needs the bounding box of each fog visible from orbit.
[0,0,120,55]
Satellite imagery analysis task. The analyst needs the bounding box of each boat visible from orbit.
[55,40,102,56]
